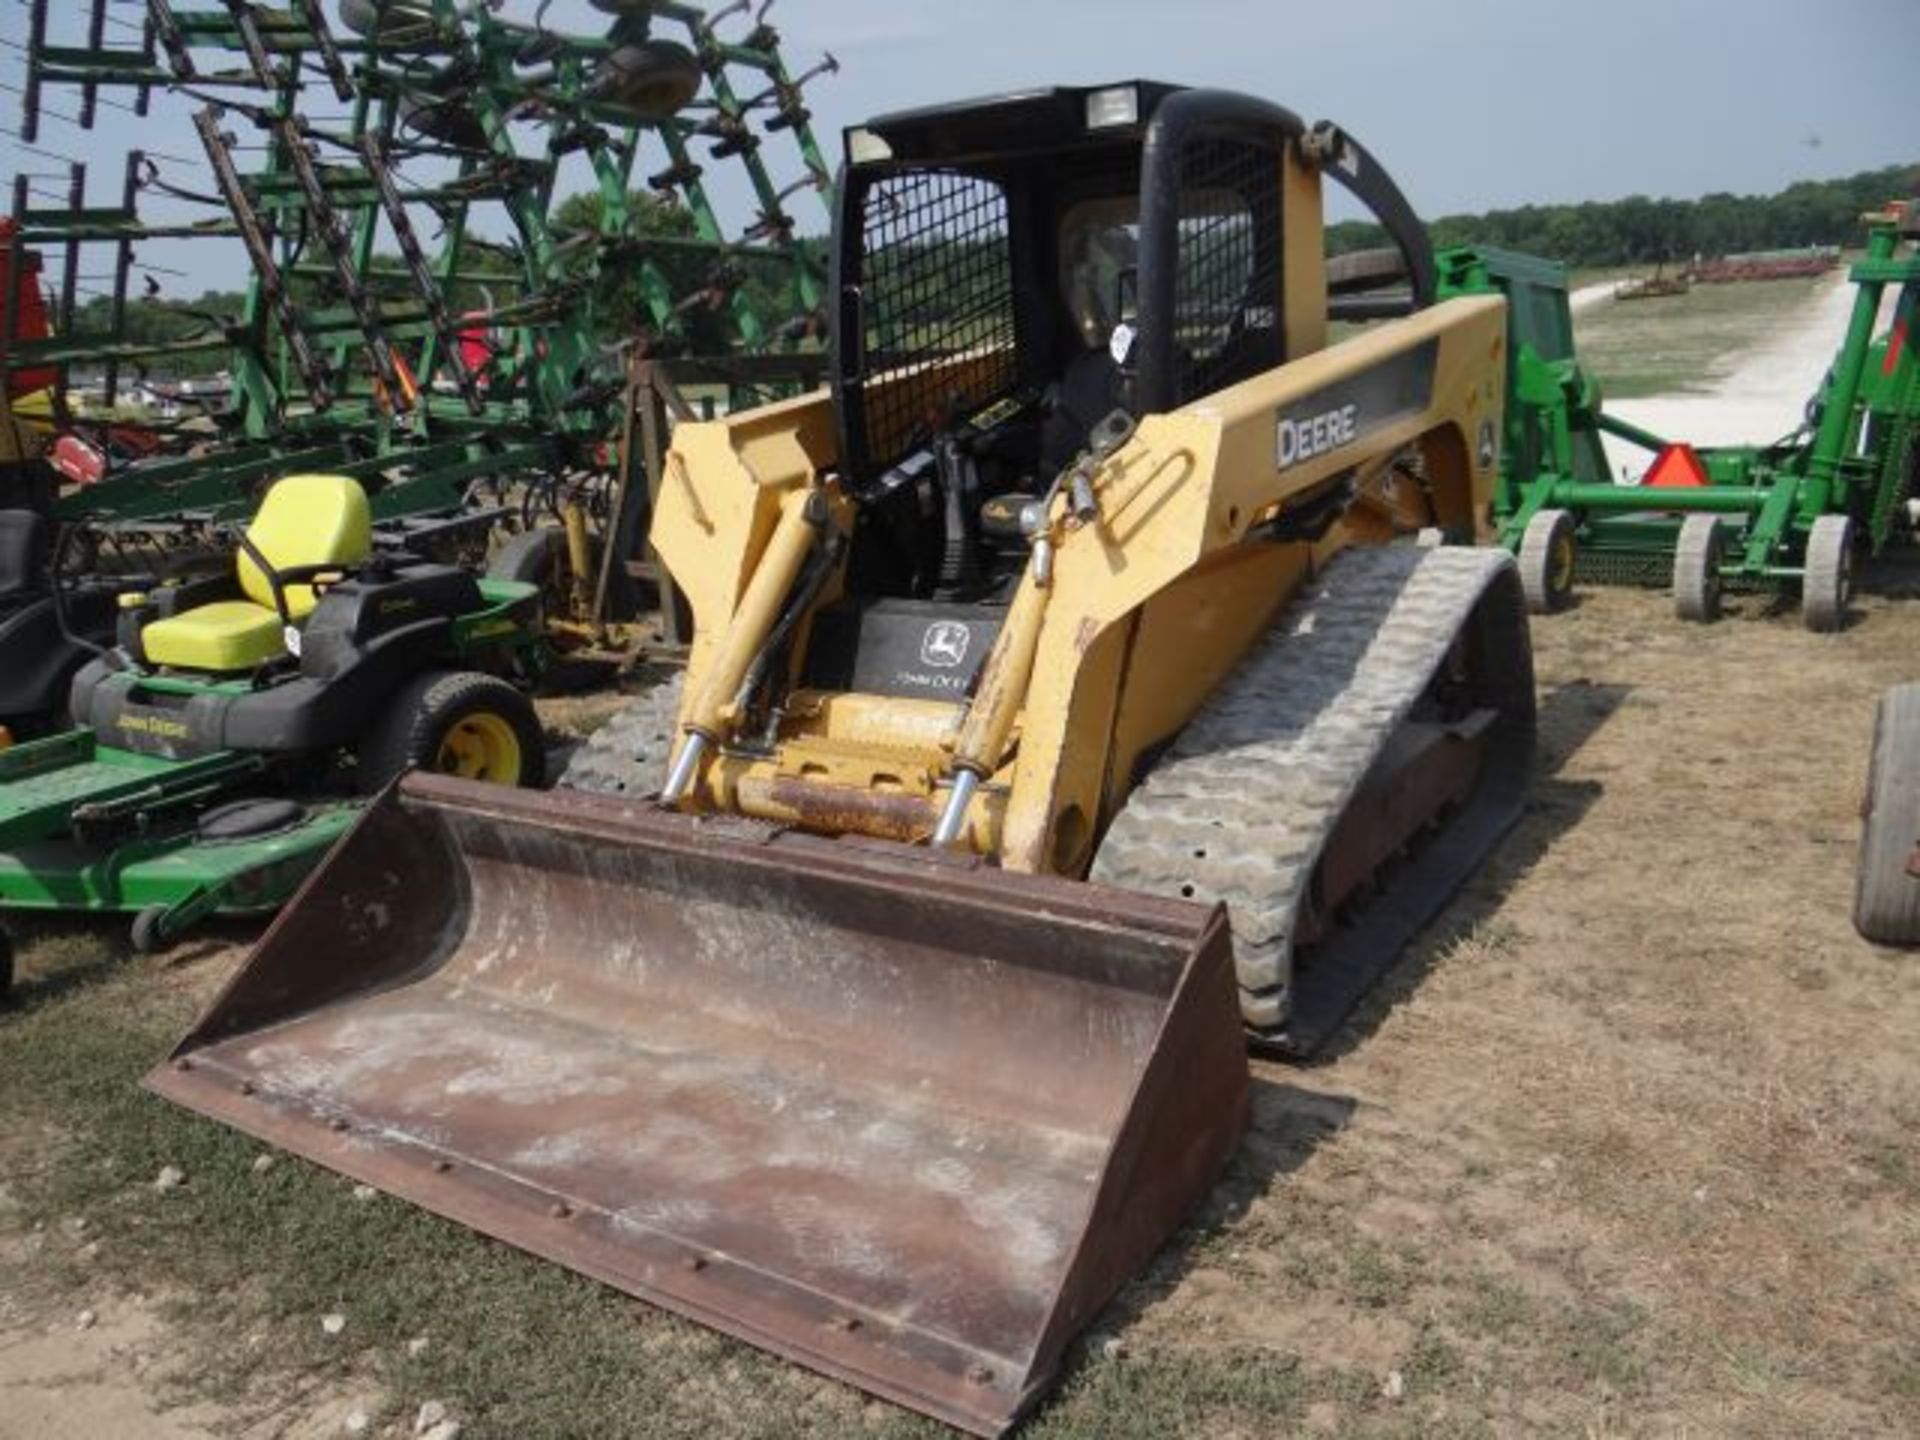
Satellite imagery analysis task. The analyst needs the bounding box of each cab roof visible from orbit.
[851,82,1186,164]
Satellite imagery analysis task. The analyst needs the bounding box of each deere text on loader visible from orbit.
[151,84,1536,1435]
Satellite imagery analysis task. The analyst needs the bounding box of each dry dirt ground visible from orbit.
[1119,574,1920,1437]
[3,577,1915,1439]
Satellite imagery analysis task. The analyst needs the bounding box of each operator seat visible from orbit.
[140,475,372,672]
[1041,348,1127,473]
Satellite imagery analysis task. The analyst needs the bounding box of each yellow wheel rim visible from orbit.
[435,712,523,784]
[1551,533,1576,592]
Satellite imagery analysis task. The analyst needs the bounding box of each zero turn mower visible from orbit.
[0,474,544,998]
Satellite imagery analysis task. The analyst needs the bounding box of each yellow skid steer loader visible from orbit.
[151,83,1534,1435]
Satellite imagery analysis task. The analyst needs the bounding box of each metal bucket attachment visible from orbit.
[147,773,1248,1435]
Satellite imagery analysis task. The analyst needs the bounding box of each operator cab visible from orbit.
[827,81,1434,606]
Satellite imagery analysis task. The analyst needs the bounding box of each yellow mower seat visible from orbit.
[142,475,372,672]
[141,600,289,672]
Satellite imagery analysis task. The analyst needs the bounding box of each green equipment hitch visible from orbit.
[1441,199,1920,629]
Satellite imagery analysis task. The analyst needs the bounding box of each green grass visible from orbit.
[1573,274,1830,399]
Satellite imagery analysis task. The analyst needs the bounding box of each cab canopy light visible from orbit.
[846,126,892,163]
[1084,85,1140,130]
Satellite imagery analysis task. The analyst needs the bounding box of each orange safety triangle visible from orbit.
[1644,443,1708,489]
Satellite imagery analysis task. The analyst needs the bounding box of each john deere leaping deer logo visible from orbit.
[920,621,972,669]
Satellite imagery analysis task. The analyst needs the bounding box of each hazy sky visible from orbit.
[2,0,1914,299]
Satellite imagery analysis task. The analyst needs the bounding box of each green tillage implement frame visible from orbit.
[9,0,838,563]
[0,731,358,939]
[1440,202,1920,622]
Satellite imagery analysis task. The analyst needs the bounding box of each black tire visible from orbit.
[1802,514,1855,633]
[1854,683,1920,945]
[398,93,490,151]
[1672,514,1725,622]
[590,41,703,119]
[355,671,546,794]
[0,925,14,1002]
[130,906,169,957]
[558,673,685,796]
[490,525,566,587]
[491,524,592,626]
[337,0,437,47]
[1517,509,1577,614]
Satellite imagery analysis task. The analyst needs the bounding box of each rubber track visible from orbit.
[1091,543,1532,1046]
[556,674,685,796]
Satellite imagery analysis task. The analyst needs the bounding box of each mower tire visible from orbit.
[489,526,567,588]
[0,925,13,1001]
[357,671,545,793]
[130,906,169,957]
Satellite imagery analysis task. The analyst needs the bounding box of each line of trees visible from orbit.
[1328,161,1919,267]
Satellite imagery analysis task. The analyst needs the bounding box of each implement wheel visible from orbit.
[1518,509,1577,614]
[1672,515,1725,622]
[130,906,169,957]
[398,93,490,152]
[591,41,704,120]
[357,672,545,794]
[490,525,585,624]
[337,0,437,48]
[1855,684,1920,945]
[1802,514,1855,633]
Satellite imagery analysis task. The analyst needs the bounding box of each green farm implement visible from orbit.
[6,0,840,637]
[0,473,544,997]
[1442,200,1919,628]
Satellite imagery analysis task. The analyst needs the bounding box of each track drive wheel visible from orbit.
[357,672,546,794]
[1854,684,1920,945]
[1672,514,1725,622]
[1518,509,1577,614]
[1802,514,1855,633]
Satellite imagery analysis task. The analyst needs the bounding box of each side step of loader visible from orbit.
[147,774,1249,1437]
